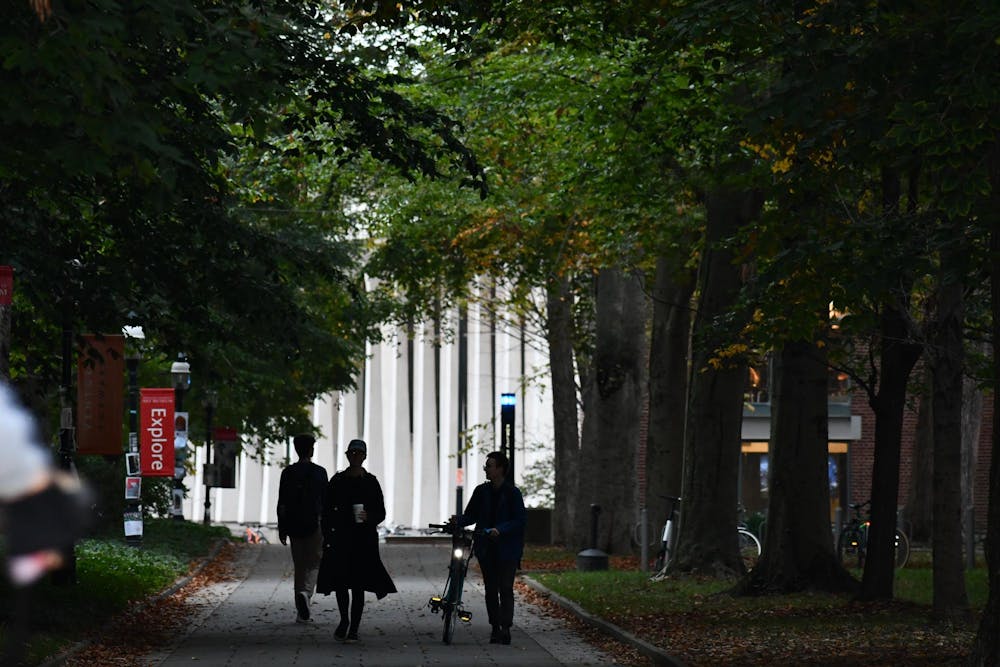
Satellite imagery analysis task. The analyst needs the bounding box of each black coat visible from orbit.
[458,480,526,564]
[276,460,327,540]
[316,468,396,598]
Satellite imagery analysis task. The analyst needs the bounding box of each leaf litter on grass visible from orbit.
[62,541,240,667]
[519,548,978,666]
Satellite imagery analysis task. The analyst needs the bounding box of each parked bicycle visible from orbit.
[427,522,476,644]
[647,496,761,580]
[836,501,910,569]
[243,524,269,544]
[651,495,681,574]
[736,507,763,571]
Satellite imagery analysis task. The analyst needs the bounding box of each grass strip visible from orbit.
[526,551,987,666]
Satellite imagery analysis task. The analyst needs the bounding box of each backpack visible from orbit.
[279,465,321,538]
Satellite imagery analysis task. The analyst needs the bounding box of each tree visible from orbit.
[739,339,858,594]
[1,0,483,442]
[358,37,704,553]
[927,223,973,622]
[545,273,581,544]
[673,187,761,576]
[578,268,647,552]
[645,256,696,538]
[903,377,933,542]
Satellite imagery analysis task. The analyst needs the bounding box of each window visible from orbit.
[746,356,771,404]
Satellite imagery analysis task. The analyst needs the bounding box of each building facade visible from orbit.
[180,296,556,529]
[738,357,994,534]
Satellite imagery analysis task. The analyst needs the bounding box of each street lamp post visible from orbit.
[203,389,216,525]
[170,357,190,521]
[125,347,143,547]
[500,393,516,485]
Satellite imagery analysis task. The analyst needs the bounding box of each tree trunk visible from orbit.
[929,242,971,622]
[861,299,922,600]
[737,340,858,594]
[861,168,923,601]
[645,256,695,534]
[903,374,933,543]
[961,354,983,566]
[967,143,1000,666]
[576,268,647,554]
[546,274,580,547]
[673,188,760,577]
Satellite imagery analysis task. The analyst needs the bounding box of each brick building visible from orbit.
[738,360,994,535]
[845,389,993,533]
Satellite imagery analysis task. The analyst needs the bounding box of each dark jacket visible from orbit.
[458,480,526,564]
[276,460,328,541]
[316,469,396,598]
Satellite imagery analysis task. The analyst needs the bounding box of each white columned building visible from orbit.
[181,292,556,529]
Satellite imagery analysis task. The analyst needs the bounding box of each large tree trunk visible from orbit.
[929,243,971,622]
[903,375,933,542]
[546,274,580,547]
[861,169,923,601]
[673,189,760,577]
[968,143,1000,666]
[961,353,983,567]
[577,268,647,554]
[861,300,922,600]
[738,340,858,594]
[645,257,695,535]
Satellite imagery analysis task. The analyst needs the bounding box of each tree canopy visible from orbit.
[2,0,483,440]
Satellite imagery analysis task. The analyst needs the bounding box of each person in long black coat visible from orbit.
[316,439,396,641]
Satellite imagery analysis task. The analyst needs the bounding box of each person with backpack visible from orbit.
[277,433,328,623]
[451,450,526,645]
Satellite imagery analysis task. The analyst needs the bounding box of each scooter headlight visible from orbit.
[453,547,464,559]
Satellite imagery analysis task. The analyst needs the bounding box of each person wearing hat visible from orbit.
[316,438,397,641]
[276,433,328,623]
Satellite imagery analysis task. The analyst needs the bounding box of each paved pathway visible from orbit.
[145,540,621,666]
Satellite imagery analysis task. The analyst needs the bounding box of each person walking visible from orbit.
[316,438,396,642]
[0,382,92,665]
[452,450,525,645]
[276,433,328,623]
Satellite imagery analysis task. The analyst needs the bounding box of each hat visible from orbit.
[346,439,367,454]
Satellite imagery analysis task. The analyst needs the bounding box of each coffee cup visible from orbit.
[353,504,364,523]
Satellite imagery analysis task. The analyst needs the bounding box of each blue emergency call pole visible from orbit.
[500,393,516,485]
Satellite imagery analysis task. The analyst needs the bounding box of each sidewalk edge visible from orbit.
[519,574,686,667]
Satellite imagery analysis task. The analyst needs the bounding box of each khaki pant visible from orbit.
[290,527,323,597]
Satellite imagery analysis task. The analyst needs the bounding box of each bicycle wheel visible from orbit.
[442,604,456,644]
[441,561,461,644]
[893,529,910,569]
[652,518,676,572]
[652,547,666,574]
[838,526,866,569]
[738,529,761,571]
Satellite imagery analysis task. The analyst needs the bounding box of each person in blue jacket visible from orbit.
[452,450,525,645]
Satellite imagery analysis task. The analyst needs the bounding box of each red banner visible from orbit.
[140,388,175,476]
[0,265,12,305]
[77,335,125,455]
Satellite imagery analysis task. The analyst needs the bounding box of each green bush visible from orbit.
[76,539,185,606]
